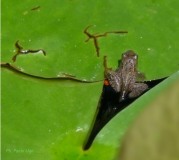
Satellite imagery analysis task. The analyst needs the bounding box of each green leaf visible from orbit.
[117,71,179,160]
[2,0,179,160]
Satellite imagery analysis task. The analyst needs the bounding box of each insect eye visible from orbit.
[134,55,138,59]
[122,53,126,58]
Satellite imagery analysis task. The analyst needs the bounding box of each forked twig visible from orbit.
[84,25,128,57]
[12,40,46,62]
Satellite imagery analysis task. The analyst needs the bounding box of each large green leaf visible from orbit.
[1,0,179,159]
[117,71,179,160]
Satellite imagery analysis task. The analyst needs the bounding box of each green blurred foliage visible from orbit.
[117,72,179,160]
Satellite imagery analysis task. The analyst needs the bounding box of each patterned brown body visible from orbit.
[105,50,148,101]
